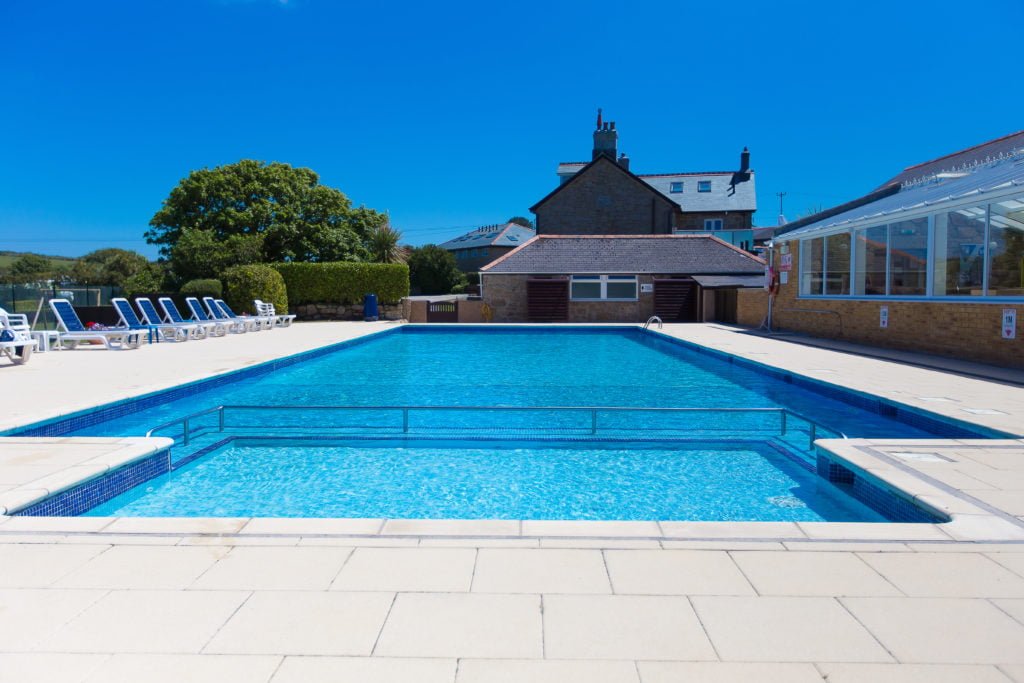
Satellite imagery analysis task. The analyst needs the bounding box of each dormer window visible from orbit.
[669,182,683,193]
[698,181,712,193]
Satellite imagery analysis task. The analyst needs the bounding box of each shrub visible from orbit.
[223,265,288,315]
[179,278,223,298]
[407,245,465,295]
[272,262,409,305]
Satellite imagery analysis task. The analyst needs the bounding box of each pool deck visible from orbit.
[1,322,1024,681]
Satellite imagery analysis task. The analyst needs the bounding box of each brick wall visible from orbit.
[675,211,753,231]
[535,159,676,235]
[736,246,1024,368]
[482,273,660,322]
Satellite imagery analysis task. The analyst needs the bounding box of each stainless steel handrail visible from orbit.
[644,316,663,330]
[146,404,845,450]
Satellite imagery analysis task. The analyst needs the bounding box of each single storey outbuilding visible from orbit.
[480,234,765,323]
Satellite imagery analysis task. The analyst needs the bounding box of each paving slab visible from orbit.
[0,543,108,587]
[471,549,611,594]
[271,656,456,683]
[858,552,1024,597]
[374,593,542,659]
[204,591,394,656]
[730,550,902,596]
[56,545,228,590]
[691,596,892,662]
[636,661,824,683]
[0,653,108,683]
[543,594,716,661]
[603,549,755,595]
[457,659,640,683]
[816,662,1015,682]
[331,547,475,592]
[82,653,281,683]
[190,546,352,591]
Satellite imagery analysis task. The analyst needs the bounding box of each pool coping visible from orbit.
[2,436,1023,544]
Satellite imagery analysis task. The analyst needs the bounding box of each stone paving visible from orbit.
[0,322,1023,681]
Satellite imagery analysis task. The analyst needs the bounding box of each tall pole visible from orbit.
[776,191,787,219]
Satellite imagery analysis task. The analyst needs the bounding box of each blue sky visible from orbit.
[1,0,1022,259]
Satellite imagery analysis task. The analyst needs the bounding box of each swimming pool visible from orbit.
[9,326,997,521]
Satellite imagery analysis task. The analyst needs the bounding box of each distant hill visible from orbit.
[0,251,79,270]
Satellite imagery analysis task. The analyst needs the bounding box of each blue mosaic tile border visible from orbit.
[14,450,171,517]
[816,453,943,523]
[5,326,401,438]
[644,330,1009,440]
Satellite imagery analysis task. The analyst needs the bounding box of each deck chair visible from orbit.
[135,297,207,340]
[186,297,246,334]
[254,299,296,327]
[111,298,187,343]
[159,297,226,337]
[48,299,142,350]
[0,307,36,365]
[203,297,259,332]
[216,299,274,331]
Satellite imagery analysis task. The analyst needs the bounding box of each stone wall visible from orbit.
[535,158,676,235]
[481,274,530,323]
[736,246,1024,368]
[293,302,404,321]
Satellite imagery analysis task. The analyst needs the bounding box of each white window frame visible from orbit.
[704,218,724,230]
[570,275,639,301]
[697,180,712,193]
[669,181,684,193]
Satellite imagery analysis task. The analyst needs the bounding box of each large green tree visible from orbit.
[70,248,151,288]
[8,254,52,283]
[146,160,382,276]
[407,245,465,295]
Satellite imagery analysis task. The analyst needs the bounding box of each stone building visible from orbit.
[737,130,1024,368]
[532,111,757,251]
[480,235,765,323]
[440,222,535,273]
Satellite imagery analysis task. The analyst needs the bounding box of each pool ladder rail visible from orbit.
[146,404,845,453]
[644,316,663,330]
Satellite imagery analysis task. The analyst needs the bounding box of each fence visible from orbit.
[0,284,120,329]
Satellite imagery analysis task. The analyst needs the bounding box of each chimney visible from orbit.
[592,109,618,160]
[740,146,750,173]
[618,152,630,171]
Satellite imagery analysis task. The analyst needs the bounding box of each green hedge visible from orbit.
[223,265,288,314]
[179,278,223,298]
[272,262,409,305]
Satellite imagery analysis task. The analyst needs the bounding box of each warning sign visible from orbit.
[1004,309,1017,340]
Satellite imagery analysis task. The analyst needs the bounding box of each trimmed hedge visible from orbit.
[179,278,223,298]
[272,262,409,305]
[223,265,288,315]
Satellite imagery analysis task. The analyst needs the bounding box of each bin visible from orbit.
[363,293,379,322]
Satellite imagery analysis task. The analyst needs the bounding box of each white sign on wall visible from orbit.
[640,283,654,294]
[879,306,889,329]
[1004,309,1018,340]
[780,271,789,285]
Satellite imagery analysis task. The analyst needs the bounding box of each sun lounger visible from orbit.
[0,307,36,364]
[48,299,143,350]
[135,297,208,340]
[111,298,187,343]
[216,299,275,331]
[254,299,296,327]
[159,297,226,337]
[187,297,247,334]
[203,297,262,332]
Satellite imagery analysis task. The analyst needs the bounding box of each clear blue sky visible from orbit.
[2,0,1022,259]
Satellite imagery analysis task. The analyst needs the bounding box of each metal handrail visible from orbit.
[146,404,845,450]
[644,316,663,330]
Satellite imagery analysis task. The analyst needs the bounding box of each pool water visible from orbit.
[67,327,961,441]
[86,439,889,522]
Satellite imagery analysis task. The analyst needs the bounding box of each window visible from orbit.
[704,219,724,231]
[988,195,1024,296]
[854,225,888,295]
[697,181,712,193]
[933,205,986,296]
[888,217,928,296]
[800,237,825,295]
[670,182,683,193]
[825,232,851,295]
[570,275,638,301]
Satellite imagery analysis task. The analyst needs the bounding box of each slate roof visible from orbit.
[531,156,674,213]
[777,151,1024,241]
[440,222,536,251]
[480,235,766,274]
[876,130,1024,189]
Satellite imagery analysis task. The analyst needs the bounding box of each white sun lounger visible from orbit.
[0,307,36,364]
[186,297,246,334]
[159,297,226,337]
[135,297,208,340]
[254,299,296,327]
[48,299,143,350]
[112,298,187,343]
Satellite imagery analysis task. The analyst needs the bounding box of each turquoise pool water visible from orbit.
[29,326,981,521]
[86,439,888,521]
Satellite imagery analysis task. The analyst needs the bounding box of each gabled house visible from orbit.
[532,112,757,251]
[440,222,536,272]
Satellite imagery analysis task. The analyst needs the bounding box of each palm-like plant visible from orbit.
[367,221,408,264]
